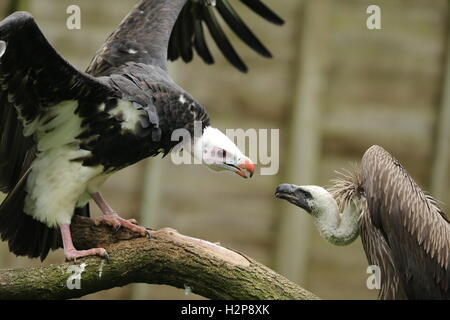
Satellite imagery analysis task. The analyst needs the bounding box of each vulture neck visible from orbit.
[313,199,360,246]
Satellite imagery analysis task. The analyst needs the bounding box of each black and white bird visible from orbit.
[0,0,283,261]
[275,145,450,299]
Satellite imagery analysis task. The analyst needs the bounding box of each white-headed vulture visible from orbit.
[0,0,283,261]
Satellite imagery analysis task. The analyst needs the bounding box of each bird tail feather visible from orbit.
[0,171,61,261]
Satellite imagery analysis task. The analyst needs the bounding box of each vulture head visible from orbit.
[191,126,254,179]
[275,184,337,215]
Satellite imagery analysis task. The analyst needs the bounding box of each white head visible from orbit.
[275,184,338,215]
[190,126,254,179]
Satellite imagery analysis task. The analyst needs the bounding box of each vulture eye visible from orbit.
[217,149,226,159]
[300,189,313,199]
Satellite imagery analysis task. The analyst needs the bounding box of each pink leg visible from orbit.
[91,192,151,238]
[60,224,108,261]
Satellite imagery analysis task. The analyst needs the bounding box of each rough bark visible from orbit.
[0,216,319,300]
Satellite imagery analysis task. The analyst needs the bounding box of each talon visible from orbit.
[96,214,150,239]
[90,194,150,239]
[145,230,152,239]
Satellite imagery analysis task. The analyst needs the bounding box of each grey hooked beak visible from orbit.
[275,183,313,213]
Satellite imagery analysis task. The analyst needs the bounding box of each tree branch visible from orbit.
[0,216,319,300]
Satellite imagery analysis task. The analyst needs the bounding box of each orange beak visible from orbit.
[236,158,255,179]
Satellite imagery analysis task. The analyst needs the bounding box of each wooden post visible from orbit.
[130,159,164,299]
[431,12,450,203]
[275,0,330,284]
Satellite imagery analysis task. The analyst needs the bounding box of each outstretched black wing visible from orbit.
[0,11,114,192]
[86,0,284,76]
[362,145,450,299]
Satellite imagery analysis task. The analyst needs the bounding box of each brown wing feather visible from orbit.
[359,204,407,299]
[361,145,450,299]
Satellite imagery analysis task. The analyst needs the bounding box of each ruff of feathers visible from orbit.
[328,165,364,212]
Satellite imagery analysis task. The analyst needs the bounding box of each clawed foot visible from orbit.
[64,247,109,262]
[94,214,151,238]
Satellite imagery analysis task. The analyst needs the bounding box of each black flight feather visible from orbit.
[192,3,214,64]
[216,0,271,58]
[167,0,283,71]
[179,3,194,63]
[239,0,285,25]
[201,4,247,72]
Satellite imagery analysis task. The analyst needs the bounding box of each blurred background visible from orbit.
[0,0,449,300]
